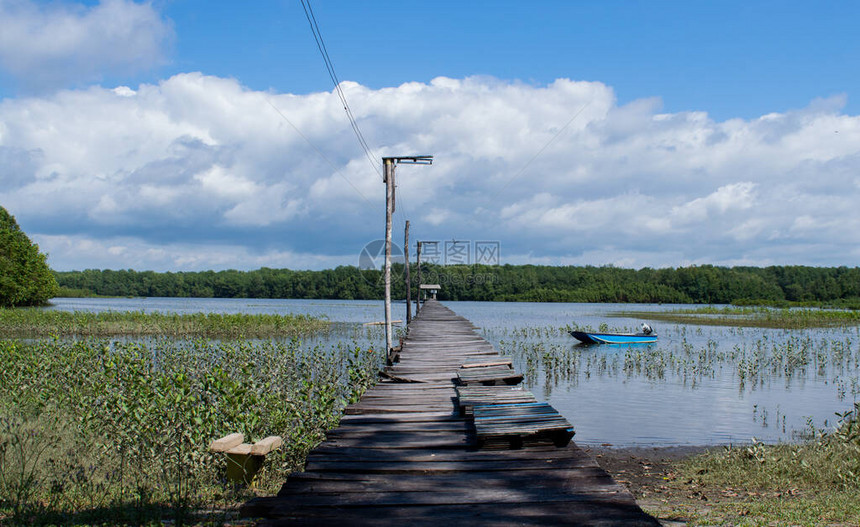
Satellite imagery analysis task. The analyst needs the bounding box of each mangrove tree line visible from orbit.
[53,264,860,306]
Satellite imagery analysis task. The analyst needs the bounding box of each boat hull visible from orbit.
[569,331,657,345]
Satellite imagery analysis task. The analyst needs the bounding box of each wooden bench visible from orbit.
[209,433,283,485]
[455,386,537,416]
[457,365,524,386]
[472,402,575,449]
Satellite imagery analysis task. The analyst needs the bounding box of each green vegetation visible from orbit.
[54,264,860,306]
[0,331,380,525]
[54,286,97,298]
[0,207,58,307]
[618,305,860,329]
[0,309,380,524]
[670,404,860,525]
[0,308,328,338]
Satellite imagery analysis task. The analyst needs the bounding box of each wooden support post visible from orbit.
[416,241,422,315]
[405,220,411,325]
[383,158,395,354]
[381,155,431,349]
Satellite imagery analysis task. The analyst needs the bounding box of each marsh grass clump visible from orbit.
[491,321,860,396]
[0,309,328,338]
[619,305,860,329]
[0,335,381,524]
[494,325,733,391]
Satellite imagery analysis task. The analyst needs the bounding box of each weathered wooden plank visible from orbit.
[461,358,514,369]
[331,419,470,430]
[456,365,524,386]
[455,386,537,415]
[473,402,575,448]
[307,443,592,461]
[343,406,455,413]
[301,457,600,474]
[337,412,460,424]
[248,502,660,527]
[263,481,633,506]
[323,433,472,450]
[282,465,615,482]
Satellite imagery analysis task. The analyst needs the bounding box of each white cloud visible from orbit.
[35,234,350,272]
[0,0,173,91]
[670,182,758,225]
[1,74,860,270]
[113,86,137,97]
[422,207,452,226]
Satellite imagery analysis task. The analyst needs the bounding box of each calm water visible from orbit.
[46,298,860,447]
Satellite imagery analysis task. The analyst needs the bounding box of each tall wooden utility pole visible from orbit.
[405,220,411,324]
[415,241,422,315]
[382,156,432,355]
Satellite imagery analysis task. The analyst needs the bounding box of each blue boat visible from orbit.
[569,324,656,345]
[569,331,657,344]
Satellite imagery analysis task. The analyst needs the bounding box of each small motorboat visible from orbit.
[569,323,656,345]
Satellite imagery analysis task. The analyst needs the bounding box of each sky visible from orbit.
[1,0,859,271]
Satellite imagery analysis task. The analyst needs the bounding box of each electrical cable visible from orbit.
[300,0,420,255]
[300,0,381,179]
[264,97,373,206]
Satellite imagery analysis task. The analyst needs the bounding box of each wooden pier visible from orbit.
[244,300,659,526]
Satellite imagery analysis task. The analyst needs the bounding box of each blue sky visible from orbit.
[1,0,859,271]
[165,0,858,120]
[5,1,857,118]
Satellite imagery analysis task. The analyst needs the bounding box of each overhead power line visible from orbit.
[300,0,381,179]
[264,97,372,205]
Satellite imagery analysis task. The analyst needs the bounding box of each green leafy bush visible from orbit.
[0,207,58,307]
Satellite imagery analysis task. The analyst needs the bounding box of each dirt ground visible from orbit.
[585,445,716,526]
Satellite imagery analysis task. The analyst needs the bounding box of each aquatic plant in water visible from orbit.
[487,320,860,444]
[0,308,328,338]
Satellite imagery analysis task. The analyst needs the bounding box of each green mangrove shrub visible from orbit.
[0,206,58,307]
[0,336,381,523]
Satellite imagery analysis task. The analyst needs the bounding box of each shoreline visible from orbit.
[586,445,716,526]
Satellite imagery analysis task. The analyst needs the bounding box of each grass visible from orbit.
[0,329,382,525]
[657,405,860,525]
[733,297,860,311]
[602,404,860,526]
[644,489,860,527]
[0,308,328,338]
[616,305,860,329]
[54,286,97,298]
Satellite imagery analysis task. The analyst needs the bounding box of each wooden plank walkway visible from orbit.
[243,300,659,526]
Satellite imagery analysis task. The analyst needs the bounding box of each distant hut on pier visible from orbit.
[419,284,440,300]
